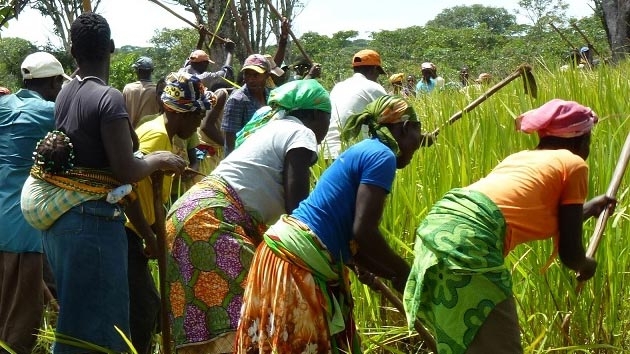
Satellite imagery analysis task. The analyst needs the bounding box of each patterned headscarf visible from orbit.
[235,79,331,147]
[516,99,598,138]
[161,72,213,113]
[342,95,419,155]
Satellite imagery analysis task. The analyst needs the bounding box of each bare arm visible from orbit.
[224,132,236,156]
[273,17,289,68]
[558,204,596,281]
[102,119,186,183]
[352,184,410,292]
[125,198,158,259]
[283,148,314,213]
[200,89,227,146]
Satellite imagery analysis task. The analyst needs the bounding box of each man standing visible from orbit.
[180,40,235,91]
[221,54,271,155]
[321,49,387,160]
[0,51,69,354]
[123,56,160,128]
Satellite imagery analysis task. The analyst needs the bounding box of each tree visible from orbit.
[598,0,630,61]
[29,0,103,52]
[426,5,518,35]
[516,0,569,26]
[0,36,37,91]
[0,0,29,28]
[172,0,303,66]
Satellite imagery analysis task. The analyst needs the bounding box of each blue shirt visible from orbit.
[220,85,269,133]
[0,89,55,253]
[292,139,396,263]
[416,78,437,93]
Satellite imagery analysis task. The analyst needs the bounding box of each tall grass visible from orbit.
[33,62,630,354]
[322,61,630,353]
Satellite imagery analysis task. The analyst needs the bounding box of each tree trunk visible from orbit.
[600,0,630,62]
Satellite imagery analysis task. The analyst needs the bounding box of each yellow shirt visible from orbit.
[467,149,588,255]
[126,116,173,233]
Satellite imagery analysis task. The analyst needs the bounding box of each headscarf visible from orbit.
[235,79,331,147]
[161,72,213,113]
[389,73,404,84]
[516,99,598,138]
[342,95,419,155]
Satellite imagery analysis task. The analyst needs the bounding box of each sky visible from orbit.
[1,0,596,48]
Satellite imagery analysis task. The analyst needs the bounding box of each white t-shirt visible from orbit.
[212,116,317,224]
[321,73,387,159]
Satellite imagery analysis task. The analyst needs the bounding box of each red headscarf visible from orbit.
[516,99,598,138]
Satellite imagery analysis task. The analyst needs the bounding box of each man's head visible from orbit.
[132,56,154,80]
[420,62,437,80]
[352,49,385,82]
[475,73,492,85]
[188,49,213,73]
[70,12,113,65]
[241,54,270,91]
[21,51,70,101]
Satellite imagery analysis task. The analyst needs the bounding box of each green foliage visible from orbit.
[0,37,37,90]
[109,51,138,91]
[310,59,630,352]
[426,4,518,35]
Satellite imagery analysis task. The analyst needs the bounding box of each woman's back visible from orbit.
[467,149,588,252]
[212,116,317,224]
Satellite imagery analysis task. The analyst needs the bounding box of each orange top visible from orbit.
[467,149,588,256]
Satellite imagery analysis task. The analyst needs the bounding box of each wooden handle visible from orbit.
[262,0,312,64]
[562,131,630,334]
[148,0,228,43]
[151,172,172,354]
[430,64,535,136]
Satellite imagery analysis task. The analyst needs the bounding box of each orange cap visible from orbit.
[352,49,385,74]
[189,50,214,64]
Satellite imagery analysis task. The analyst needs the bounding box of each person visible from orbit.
[235,95,427,353]
[388,72,404,95]
[403,99,613,354]
[127,72,213,354]
[136,77,167,127]
[166,79,331,354]
[0,87,10,95]
[459,66,470,87]
[321,49,387,160]
[0,51,69,354]
[474,72,492,86]
[180,38,235,91]
[416,62,444,94]
[404,74,417,97]
[221,54,271,155]
[19,13,186,354]
[263,53,285,88]
[123,56,160,128]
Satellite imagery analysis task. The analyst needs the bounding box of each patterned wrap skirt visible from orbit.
[165,174,266,351]
[403,188,513,354]
[235,215,362,354]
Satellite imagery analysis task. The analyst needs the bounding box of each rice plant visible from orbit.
[318,60,630,353]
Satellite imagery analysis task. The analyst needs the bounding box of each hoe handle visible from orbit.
[430,64,535,136]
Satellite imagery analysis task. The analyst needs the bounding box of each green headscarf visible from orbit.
[342,95,419,155]
[235,79,331,147]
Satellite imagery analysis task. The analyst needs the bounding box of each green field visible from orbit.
[338,61,630,353]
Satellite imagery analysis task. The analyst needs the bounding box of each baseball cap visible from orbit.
[241,54,270,74]
[421,62,435,70]
[21,52,71,81]
[132,56,154,70]
[189,50,214,64]
[352,49,385,74]
[263,54,285,77]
